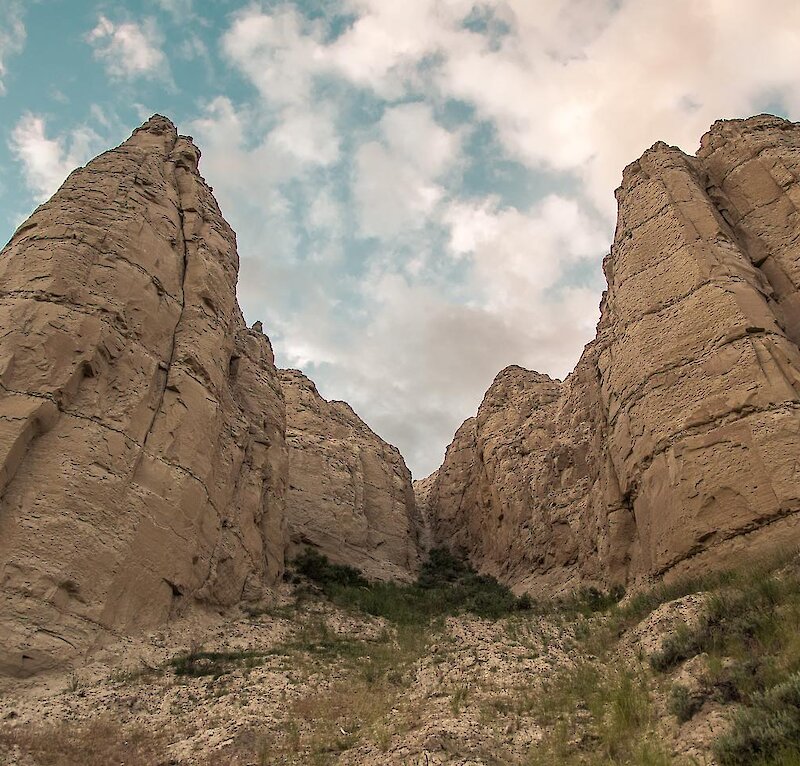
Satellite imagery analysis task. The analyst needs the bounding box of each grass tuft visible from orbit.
[668,682,703,723]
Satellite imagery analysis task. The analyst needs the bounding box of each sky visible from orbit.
[1,1,800,477]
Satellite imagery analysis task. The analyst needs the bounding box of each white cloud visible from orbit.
[445,194,606,318]
[0,1,25,95]
[194,0,800,476]
[9,114,101,202]
[472,3,796,213]
[185,95,348,320]
[87,15,168,80]
[223,0,800,217]
[353,103,461,239]
[263,215,604,476]
[268,103,341,166]
[222,7,324,106]
[179,34,210,62]
[153,0,193,19]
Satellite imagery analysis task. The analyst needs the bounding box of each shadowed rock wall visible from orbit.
[281,369,422,581]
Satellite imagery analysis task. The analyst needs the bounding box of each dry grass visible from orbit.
[0,717,171,766]
[215,619,430,765]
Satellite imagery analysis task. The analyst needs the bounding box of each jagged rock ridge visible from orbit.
[0,117,420,676]
[423,115,800,594]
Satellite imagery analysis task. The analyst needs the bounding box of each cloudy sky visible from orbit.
[2,1,799,476]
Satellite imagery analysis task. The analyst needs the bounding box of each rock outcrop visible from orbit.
[0,116,289,676]
[281,369,421,580]
[5,110,800,674]
[423,115,800,594]
[0,116,424,676]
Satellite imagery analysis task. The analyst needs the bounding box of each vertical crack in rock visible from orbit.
[0,116,289,677]
[135,136,188,470]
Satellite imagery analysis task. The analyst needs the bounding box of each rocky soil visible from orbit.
[0,579,739,766]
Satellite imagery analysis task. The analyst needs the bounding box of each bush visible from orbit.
[649,559,800,687]
[290,547,528,623]
[169,649,265,677]
[558,584,626,616]
[292,548,368,588]
[668,683,703,723]
[714,673,800,765]
[416,547,472,588]
[650,623,702,672]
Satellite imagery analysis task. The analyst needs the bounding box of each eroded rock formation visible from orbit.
[0,116,289,676]
[281,369,421,580]
[0,116,420,677]
[5,110,800,674]
[423,115,800,594]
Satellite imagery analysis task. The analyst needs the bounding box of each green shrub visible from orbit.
[650,623,701,672]
[169,649,266,677]
[649,558,800,687]
[530,664,657,764]
[416,547,472,588]
[516,592,534,611]
[560,584,626,615]
[714,673,800,765]
[668,683,703,723]
[292,548,368,588]
[290,547,527,623]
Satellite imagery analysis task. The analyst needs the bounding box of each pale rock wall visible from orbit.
[0,116,288,676]
[281,369,422,581]
[424,115,800,594]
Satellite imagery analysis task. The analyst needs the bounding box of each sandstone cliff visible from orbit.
[0,116,290,676]
[0,117,420,677]
[281,369,421,580]
[424,115,800,594]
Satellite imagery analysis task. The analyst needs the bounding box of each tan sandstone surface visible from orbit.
[423,114,800,594]
[281,369,421,580]
[0,117,419,677]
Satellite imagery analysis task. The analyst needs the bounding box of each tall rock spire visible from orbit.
[0,116,288,676]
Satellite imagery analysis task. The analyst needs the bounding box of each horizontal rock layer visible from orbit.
[424,115,800,594]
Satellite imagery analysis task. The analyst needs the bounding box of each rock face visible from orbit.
[0,117,290,676]
[281,369,421,580]
[0,116,424,677]
[5,110,800,673]
[424,115,800,594]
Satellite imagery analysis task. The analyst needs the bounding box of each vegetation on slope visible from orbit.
[3,548,799,765]
[647,555,800,766]
[292,546,531,622]
[284,547,800,765]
